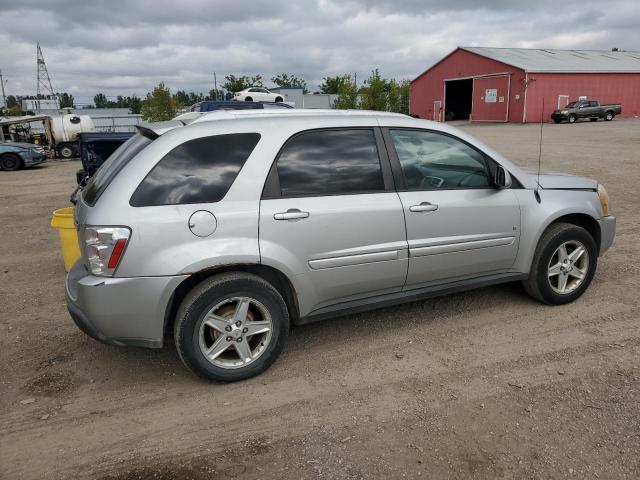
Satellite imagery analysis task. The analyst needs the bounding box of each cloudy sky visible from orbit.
[1,0,638,106]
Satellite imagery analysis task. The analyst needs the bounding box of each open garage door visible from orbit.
[471,75,510,122]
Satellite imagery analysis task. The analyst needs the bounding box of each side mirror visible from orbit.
[494,165,512,189]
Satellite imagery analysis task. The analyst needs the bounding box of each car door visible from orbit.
[259,128,408,315]
[383,128,521,288]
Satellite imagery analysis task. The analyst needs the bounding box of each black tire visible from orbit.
[590,117,598,122]
[58,144,74,159]
[174,272,289,382]
[244,97,253,102]
[522,222,597,305]
[0,153,24,171]
[275,97,283,103]
[568,114,577,124]
[604,111,614,121]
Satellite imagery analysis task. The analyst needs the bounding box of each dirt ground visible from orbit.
[1,118,639,480]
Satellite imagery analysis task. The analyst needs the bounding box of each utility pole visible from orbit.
[213,72,218,100]
[0,70,7,111]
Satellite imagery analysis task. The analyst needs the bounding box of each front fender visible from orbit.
[512,189,602,273]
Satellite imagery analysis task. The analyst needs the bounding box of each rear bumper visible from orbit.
[65,260,187,348]
[598,215,616,255]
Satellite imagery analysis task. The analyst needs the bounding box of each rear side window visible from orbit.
[275,129,384,197]
[130,133,260,207]
[83,134,152,206]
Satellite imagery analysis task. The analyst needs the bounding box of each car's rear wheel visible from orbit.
[604,112,614,121]
[174,273,289,382]
[568,114,577,124]
[553,119,562,124]
[523,223,597,305]
[0,153,23,171]
[244,97,253,102]
[275,97,283,103]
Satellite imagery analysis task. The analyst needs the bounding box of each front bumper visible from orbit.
[65,259,187,348]
[24,153,47,167]
[598,215,616,255]
[551,112,568,121]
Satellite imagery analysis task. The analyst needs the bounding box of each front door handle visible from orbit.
[409,202,438,213]
[274,208,310,221]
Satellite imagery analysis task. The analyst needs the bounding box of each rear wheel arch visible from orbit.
[164,264,299,337]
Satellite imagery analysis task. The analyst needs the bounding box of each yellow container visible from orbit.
[51,207,81,272]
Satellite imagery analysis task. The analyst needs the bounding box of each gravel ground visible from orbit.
[1,118,638,480]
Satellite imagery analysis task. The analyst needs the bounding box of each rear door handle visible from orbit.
[409,202,438,213]
[274,208,310,221]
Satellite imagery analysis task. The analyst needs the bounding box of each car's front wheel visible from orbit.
[0,153,24,171]
[523,223,597,305]
[244,96,253,102]
[568,114,577,124]
[275,97,283,103]
[174,273,289,382]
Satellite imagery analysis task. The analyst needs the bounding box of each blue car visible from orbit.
[0,142,47,171]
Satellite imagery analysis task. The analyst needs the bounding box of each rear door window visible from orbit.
[130,133,260,206]
[274,129,385,197]
[82,133,152,206]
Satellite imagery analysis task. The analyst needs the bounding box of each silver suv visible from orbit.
[67,110,615,381]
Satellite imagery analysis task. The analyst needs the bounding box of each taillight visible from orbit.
[82,227,131,276]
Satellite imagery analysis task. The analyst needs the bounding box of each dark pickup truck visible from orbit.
[551,100,621,124]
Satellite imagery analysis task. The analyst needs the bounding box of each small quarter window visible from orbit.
[276,129,385,197]
[130,133,260,206]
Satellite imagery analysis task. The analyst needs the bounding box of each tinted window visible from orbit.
[83,134,153,206]
[130,133,260,206]
[276,129,384,197]
[390,130,491,189]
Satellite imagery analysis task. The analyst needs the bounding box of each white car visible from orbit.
[233,87,283,103]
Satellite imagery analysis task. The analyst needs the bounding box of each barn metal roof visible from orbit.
[462,47,640,73]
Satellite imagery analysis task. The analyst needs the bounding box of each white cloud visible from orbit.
[0,0,637,105]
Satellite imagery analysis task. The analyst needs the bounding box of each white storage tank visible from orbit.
[50,114,95,143]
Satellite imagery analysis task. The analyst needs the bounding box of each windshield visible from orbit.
[82,133,153,206]
[565,102,578,108]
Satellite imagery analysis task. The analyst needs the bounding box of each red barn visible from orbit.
[410,47,640,123]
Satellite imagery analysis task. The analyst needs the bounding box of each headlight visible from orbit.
[597,184,610,217]
[81,226,131,276]
[561,110,569,114]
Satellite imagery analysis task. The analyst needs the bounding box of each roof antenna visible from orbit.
[534,98,544,203]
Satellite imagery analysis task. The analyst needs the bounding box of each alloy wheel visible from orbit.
[198,297,273,369]
[547,240,589,294]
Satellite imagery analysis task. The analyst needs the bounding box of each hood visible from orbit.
[521,168,597,190]
[1,142,41,149]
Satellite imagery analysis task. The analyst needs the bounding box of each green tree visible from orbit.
[93,93,108,108]
[141,83,176,121]
[3,96,22,116]
[208,88,224,101]
[319,75,352,94]
[271,73,308,93]
[360,69,387,111]
[172,90,191,107]
[333,78,359,109]
[58,92,75,108]
[222,74,263,93]
[123,95,143,114]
